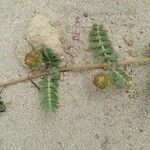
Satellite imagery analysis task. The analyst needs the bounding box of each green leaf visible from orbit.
[108,67,130,88]
[89,23,118,64]
[50,67,60,79]
[40,67,59,112]
[0,101,6,113]
[40,48,60,67]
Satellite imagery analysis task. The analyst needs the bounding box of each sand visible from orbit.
[0,0,150,149]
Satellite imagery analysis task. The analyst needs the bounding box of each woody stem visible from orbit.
[0,57,150,88]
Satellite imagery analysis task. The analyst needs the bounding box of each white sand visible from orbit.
[0,0,150,149]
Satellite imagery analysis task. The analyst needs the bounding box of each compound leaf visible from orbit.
[109,67,130,88]
[89,23,118,64]
[40,67,59,112]
[40,47,60,67]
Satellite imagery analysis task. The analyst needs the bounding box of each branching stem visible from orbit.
[0,57,150,88]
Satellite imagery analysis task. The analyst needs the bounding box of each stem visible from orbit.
[0,57,150,88]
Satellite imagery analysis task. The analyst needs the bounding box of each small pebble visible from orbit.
[139,129,143,133]
[123,37,134,47]
[140,31,143,34]
[84,13,88,17]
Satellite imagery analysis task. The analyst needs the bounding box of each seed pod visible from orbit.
[24,50,41,68]
[0,101,6,113]
[93,74,111,89]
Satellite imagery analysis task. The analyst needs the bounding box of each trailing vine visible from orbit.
[0,24,150,112]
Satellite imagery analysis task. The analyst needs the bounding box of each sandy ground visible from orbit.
[0,0,150,150]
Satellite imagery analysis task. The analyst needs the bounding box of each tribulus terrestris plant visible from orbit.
[0,23,150,112]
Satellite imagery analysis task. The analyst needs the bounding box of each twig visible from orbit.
[0,57,150,88]
[28,78,40,90]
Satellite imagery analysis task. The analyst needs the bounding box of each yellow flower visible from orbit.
[24,50,41,68]
[93,74,111,89]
